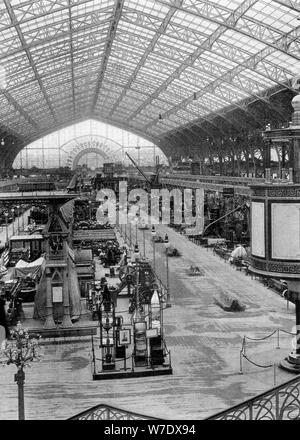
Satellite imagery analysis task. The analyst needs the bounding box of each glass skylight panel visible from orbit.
[185,64,216,85]
[217,0,241,8]
[168,114,187,126]
[131,116,150,126]
[211,40,251,64]
[201,51,238,71]
[43,72,71,88]
[158,34,196,55]
[187,102,208,116]
[165,84,189,102]
[220,83,249,100]
[219,31,265,54]
[241,69,275,87]
[146,0,170,16]
[158,119,178,130]
[265,52,300,74]
[118,20,155,39]
[201,93,227,108]
[146,51,181,70]
[159,90,180,104]
[136,67,169,83]
[0,26,18,42]
[170,79,193,96]
[151,98,172,111]
[73,28,109,48]
[30,42,69,65]
[73,0,104,16]
[102,82,123,94]
[173,9,219,35]
[131,81,155,95]
[177,108,195,120]
[121,96,143,108]
[129,0,168,18]
[0,5,11,25]
[247,0,298,32]
[126,89,147,101]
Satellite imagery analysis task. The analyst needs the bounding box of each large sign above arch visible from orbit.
[62,135,124,170]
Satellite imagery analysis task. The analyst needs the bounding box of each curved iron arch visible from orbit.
[71,147,110,169]
[64,135,125,170]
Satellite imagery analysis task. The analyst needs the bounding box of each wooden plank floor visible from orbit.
[0,225,296,420]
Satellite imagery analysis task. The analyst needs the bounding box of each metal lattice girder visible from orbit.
[124,1,297,125]
[157,0,300,58]
[121,6,298,76]
[0,0,298,150]
[142,51,296,131]
[1,89,39,131]
[89,0,125,113]
[0,11,112,61]
[271,0,300,11]
[67,0,75,117]
[3,0,57,124]
[127,2,298,127]
[108,1,182,118]
[0,120,24,143]
[103,28,288,120]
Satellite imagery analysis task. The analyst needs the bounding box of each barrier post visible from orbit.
[276,330,280,349]
[91,335,96,375]
[239,350,243,374]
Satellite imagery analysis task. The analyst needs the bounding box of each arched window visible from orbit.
[13,120,168,170]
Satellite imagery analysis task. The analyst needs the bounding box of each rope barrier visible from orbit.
[244,330,278,341]
[279,329,296,336]
[241,352,274,369]
[240,328,298,383]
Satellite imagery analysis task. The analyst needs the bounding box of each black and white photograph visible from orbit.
[0,0,299,426]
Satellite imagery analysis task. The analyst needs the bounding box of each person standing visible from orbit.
[0,293,9,340]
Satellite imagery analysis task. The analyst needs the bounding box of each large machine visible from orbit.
[126,152,162,190]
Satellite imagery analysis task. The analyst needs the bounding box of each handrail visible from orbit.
[206,373,300,420]
[68,402,158,420]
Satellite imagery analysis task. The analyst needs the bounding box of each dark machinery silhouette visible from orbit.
[126,152,162,189]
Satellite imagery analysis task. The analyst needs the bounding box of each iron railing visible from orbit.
[69,403,158,420]
[69,375,300,420]
[206,374,300,420]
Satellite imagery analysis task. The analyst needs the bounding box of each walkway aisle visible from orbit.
[0,223,297,420]
[132,223,296,415]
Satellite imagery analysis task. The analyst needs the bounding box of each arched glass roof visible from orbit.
[12,119,168,168]
[0,0,299,151]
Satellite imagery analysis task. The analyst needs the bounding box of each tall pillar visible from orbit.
[281,145,286,179]
[61,238,72,328]
[231,151,235,176]
[218,155,223,175]
[264,140,271,181]
[293,139,300,184]
[43,269,56,329]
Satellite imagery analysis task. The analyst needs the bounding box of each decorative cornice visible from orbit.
[251,256,300,277]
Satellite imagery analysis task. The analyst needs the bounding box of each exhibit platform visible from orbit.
[18,300,98,341]
[93,364,173,380]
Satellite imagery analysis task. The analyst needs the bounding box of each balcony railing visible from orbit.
[68,374,300,420]
[206,374,300,420]
[69,403,158,420]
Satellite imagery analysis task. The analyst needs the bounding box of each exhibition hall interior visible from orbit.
[0,0,300,421]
